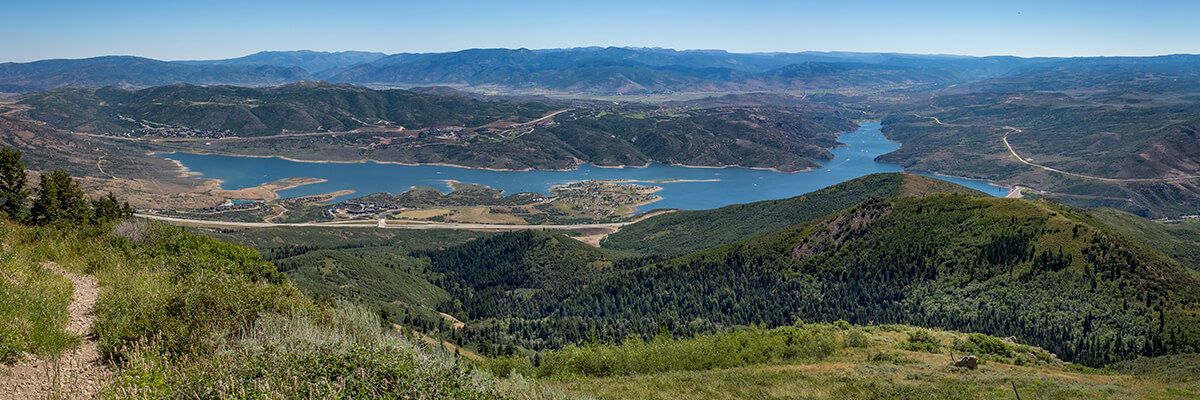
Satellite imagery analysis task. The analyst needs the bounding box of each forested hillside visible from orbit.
[1087,208,1200,272]
[603,173,986,255]
[18,82,556,136]
[190,177,1200,369]
[432,195,1200,367]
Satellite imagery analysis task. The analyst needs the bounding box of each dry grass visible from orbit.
[447,207,528,224]
[394,208,453,220]
[541,324,1200,400]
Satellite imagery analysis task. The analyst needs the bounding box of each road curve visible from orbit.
[1002,127,1200,183]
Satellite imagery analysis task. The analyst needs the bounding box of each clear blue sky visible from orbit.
[2,0,1198,62]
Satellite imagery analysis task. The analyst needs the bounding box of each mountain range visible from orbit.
[0,47,1095,95]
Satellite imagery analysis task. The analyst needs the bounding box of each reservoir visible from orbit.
[158,123,1007,211]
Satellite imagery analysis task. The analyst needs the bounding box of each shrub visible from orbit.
[845,328,870,348]
[112,219,153,244]
[483,356,535,378]
[108,303,503,399]
[93,223,309,362]
[535,323,842,377]
[967,333,1013,358]
[899,329,941,353]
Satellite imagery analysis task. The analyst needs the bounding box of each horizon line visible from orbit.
[5,47,1200,64]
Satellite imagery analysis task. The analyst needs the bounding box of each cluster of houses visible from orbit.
[127,126,234,138]
[1154,214,1200,223]
[323,200,401,218]
[419,118,560,141]
[552,181,657,219]
[203,200,259,212]
[419,126,474,141]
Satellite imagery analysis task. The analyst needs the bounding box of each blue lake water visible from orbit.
[158,123,1008,211]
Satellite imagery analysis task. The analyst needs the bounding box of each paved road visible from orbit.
[137,213,635,231]
[1002,127,1200,183]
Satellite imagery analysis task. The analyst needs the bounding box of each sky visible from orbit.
[2,0,1199,62]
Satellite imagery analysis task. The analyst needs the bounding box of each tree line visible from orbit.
[0,148,132,225]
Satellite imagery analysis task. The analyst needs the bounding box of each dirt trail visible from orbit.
[1,263,108,399]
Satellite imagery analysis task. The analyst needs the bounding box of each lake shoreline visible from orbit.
[157,123,1011,211]
[156,150,820,175]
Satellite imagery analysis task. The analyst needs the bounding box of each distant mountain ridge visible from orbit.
[0,55,313,94]
[4,47,1151,95]
[178,50,387,77]
[324,48,978,93]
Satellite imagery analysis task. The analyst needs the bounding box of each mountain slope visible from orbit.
[328,48,975,94]
[878,89,1200,218]
[603,173,987,255]
[18,82,556,136]
[178,50,387,76]
[531,195,1200,366]
[0,56,312,93]
[417,230,625,322]
[1087,208,1200,272]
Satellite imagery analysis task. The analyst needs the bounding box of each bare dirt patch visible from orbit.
[211,177,326,200]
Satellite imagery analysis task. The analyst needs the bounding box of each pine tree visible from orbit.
[91,192,133,223]
[29,170,89,225]
[0,148,29,220]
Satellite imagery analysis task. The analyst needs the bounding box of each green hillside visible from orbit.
[195,226,489,331]
[529,323,1200,399]
[0,220,552,398]
[1087,208,1200,272]
[417,230,632,323]
[498,195,1200,367]
[603,173,987,255]
[7,173,1199,397]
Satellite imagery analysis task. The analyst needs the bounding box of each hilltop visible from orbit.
[0,218,564,398]
[603,173,987,255]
